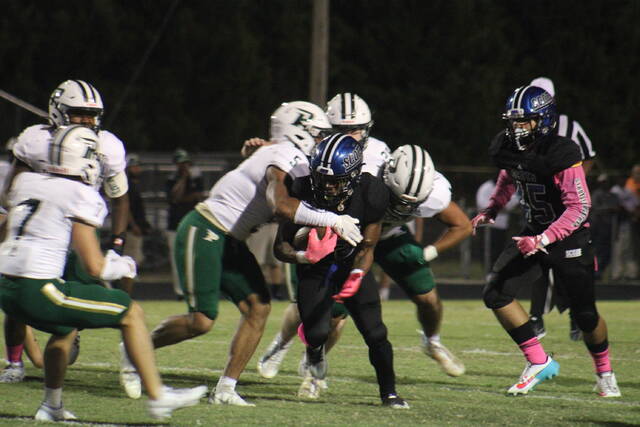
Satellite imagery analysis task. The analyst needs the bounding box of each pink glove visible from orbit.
[512,234,549,257]
[333,269,364,302]
[470,210,496,236]
[305,227,337,263]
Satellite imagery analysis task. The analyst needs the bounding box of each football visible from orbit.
[293,226,328,250]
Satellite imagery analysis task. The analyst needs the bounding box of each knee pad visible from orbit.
[482,273,513,309]
[573,308,599,333]
[362,321,388,348]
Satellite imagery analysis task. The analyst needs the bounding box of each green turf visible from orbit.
[1,299,639,426]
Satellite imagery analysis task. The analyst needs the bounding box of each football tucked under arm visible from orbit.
[292,226,327,250]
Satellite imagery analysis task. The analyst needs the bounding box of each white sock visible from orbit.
[216,376,237,391]
[44,387,63,408]
[427,334,441,344]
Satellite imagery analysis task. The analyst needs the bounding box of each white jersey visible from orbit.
[203,141,309,241]
[13,124,127,192]
[0,172,107,278]
[380,171,452,240]
[362,136,391,177]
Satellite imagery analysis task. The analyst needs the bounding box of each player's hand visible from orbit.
[120,255,138,278]
[304,227,337,263]
[332,215,362,246]
[333,269,364,302]
[470,210,496,236]
[512,234,549,258]
[109,233,126,255]
[241,137,269,158]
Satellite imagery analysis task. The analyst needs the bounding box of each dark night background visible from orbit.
[1,0,638,170]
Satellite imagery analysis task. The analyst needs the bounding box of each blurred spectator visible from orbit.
[589,174,621,279]
[246,223,285,300]
[123,154,152,267]
[475,176,519,274]
[610,168,640,280]
[166,149,206,298]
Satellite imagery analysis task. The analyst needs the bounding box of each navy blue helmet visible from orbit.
[310,133,363,209]
[503,85,558,151]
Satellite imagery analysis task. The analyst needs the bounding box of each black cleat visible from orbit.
[382,393,410,409]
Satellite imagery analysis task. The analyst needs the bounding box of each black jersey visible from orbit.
[489,131,585,234]
[286,172,389,267]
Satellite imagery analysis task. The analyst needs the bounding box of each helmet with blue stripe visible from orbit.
[503,85,557,151]
[310,133,363,210]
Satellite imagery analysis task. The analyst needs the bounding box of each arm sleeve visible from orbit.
[486,170,517,213]
[542,165,591,244]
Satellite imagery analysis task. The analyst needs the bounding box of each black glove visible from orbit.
[110,233,127,256]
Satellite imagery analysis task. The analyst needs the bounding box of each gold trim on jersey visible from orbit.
[195,202,229,234]
[571,161,584,168]
[41,283,126,315]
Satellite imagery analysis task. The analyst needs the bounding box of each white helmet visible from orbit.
[270,101,332,156]
[384,144,435,218]
[326,93,373,141]
[45,125,102,187]
[48,80,104,131]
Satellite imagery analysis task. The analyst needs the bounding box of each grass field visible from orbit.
[1,299,639,426]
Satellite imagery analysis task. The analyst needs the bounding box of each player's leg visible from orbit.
[211,238,271,406]
[257,302,300,378]
[482,243,558,395]
[24,323,44,368]
[376,232,464,376]
[344,272,408,409]
[0,317,28,382]
[552,232,620,397]
[152,211,224,347]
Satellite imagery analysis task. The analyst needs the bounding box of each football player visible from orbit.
[257,95,468,387]
[470,85,620,397]
[0,125,206,421]
[0,80,131,385]
[274,133,409,409]
[119,101,364,406]
[528,77,597,341]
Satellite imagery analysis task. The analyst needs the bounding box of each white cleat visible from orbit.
[34,402,77,421]
[507,356,560,395]
[0,362,25,383]
[298,353,328,390]
[594,371,621,397]
[419,332,465,377]
[147,385,207,420]
[119,342,142,399]
[209,388,256,406]
[257,333,292,379]
[297,375,320,399]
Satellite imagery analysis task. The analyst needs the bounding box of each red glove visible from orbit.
[470,210,496,236]
[333,269,364,303]
[304,227,337,264]
[512,234,549,257]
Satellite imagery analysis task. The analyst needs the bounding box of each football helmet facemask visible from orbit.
[310,134,363,210]
[326,93,373,144]
[384,145,435,220]
[270,101,333,156]
[49,80,104,132]
[45,124,103,187]
[503,85,558,151]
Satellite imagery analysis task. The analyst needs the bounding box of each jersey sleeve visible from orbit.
[545,137,583,174]
[67,185,108,227]
[415,171,452,218]
[12,125,51,171]
[98,130,127,178]
[268,145,309,178]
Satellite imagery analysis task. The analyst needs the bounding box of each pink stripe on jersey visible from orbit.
[543,165,591,244]
[519,337,547,365]
[487,170,517,212]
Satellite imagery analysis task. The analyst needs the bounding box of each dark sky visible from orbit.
[0,0,638,170]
